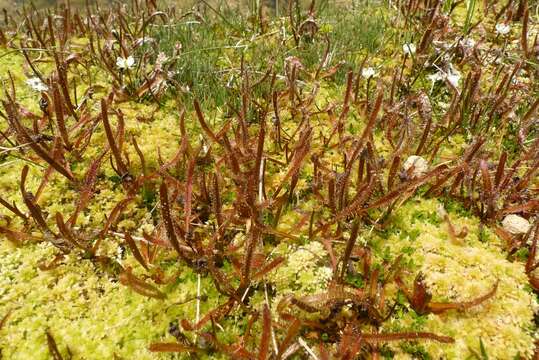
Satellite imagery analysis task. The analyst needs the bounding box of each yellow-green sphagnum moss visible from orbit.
[0,240,231,359]
[270,241,332,296]
[382,198,538,359]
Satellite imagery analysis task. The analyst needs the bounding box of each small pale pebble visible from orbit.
[403,155,429,178]
[502,215,531,235]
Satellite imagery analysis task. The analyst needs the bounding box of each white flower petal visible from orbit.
[495,23,511,35]
[403,43,416,55]
[25,77,48,92]
[116,56,135,70]
[126,56,135,68]
[361,67,377,78]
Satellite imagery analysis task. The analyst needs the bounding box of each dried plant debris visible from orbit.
[0,0,538,359]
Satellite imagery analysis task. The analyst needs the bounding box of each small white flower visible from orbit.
[446,66,461,88]
[403,43,416,55]
[442,65,461,88]
[361,67,377,78]
[155,52,169,71]
[26,77,48,92]
[461,37,476,49]
[199,134,209,154]
[428,72,444,84]
[495,23,511,36]
[403,155,429,178]
[428,65,461,89]
[135,36,155,47]
[116,55,135,70]
[502,215,531,235]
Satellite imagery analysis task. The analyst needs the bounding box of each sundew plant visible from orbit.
[0,0,538,359]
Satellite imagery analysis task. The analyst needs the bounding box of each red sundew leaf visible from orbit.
[33,158,55,203]
[0,196,27,221]
[0,225,39,245]
[148,342,197,352]
[416,115,433,156]
[430,281,499,313]
[52,83,71,150]
[401,275,499,315]
[199,332,255,359]
[159,181,182,256]
[20,166,52,234]
[343,89,384,174]
[101,98,128,177]
[272,125,312,198]
[252,256,285,281]
[211,173,223,228]
[339,221,359,281]
[338,328,362,358]
[334,179,375,222]
[242,312,259,345]
[410,274,432,314]
[249,117,266,198]
[183,298,236,331]
[55,213,87,251]
[194,99,219,143]
[479,159,493,196]
[184,155,196,236]
[493,225,516,250]
[371,165,448,209]
[320,237,338,272]
[387,155,401,190]
[526,223,539,274]
[119,267,165,299]
[69,150,108,226]
[358,331,454,344]
[180,319,194,331]
[124,232,148,271]
[277,318,302,358]
[258,305,271,360]
[501,200,539,216]
[240,225,260,287]
[494,152,507,188]
[92,196,134,253]
[528,276,539,291]
[3,102,75,182]
[37,253,65,271]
